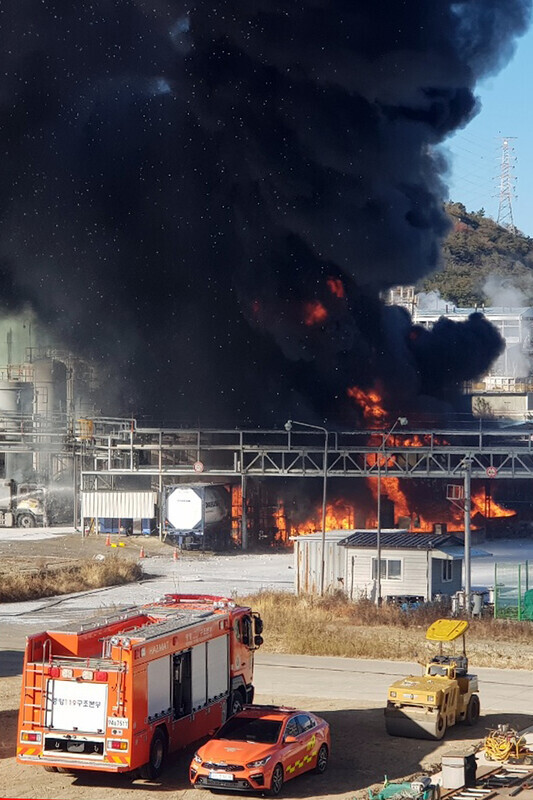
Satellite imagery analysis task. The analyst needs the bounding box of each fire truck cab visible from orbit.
[17,594,263,779]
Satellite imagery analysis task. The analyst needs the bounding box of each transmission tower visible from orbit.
[496,136,517,231]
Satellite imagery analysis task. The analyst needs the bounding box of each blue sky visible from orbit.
[445,23,533,237]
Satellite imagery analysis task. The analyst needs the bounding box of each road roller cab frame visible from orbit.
[385,619,480,740]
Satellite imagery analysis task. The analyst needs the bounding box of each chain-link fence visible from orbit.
[494,561,533,619]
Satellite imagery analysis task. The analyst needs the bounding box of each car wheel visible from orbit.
[140,729,167,780]
[466,694,480,726]
[268,763,284,796]
[314,744,329,774]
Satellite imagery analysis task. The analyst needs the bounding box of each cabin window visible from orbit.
[372,558,402,580]
[387,559,401,580]
[441,560,453,582]
[241,615,253,647]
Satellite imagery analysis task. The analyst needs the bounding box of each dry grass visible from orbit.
[240,590,533,669]
[0,556,142,602]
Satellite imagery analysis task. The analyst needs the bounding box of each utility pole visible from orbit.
[376,416,408,606]
[285,420,329,595]
[446,456,473,616]
[463,458,472,617]
[497,136,517,232]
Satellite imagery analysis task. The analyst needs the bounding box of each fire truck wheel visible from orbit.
[17,513,34,528]
[43,766,58,772]
[466,694,480,726]
[140,729,167,780]
[228,689,245,717]
[268,763,284,796]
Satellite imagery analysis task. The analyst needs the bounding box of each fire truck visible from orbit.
[17,594,264,779]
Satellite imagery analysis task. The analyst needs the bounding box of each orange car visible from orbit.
[190,704,330,796]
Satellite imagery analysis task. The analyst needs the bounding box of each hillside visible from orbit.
[421,203,533,307]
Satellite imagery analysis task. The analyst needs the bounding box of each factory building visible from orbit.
[385,287,533,420]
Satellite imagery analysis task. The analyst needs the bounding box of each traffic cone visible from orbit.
[173,547,179,562]
[139,545,146,559]
[105,533,111,546]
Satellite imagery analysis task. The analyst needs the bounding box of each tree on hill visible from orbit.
[421,203,533,307]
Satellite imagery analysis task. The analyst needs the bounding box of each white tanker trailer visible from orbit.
[164,484,231,549]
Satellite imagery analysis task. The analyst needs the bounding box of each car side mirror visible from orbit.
[284,735,297,744]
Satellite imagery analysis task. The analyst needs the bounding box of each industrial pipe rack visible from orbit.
[78,422,533,485]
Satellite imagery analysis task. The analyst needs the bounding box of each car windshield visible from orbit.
[215,716,282,744]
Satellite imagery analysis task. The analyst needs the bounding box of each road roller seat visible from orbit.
[449,655,468,676]
[428,655,450,676]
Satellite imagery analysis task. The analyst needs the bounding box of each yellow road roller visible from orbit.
[384,618,480,740]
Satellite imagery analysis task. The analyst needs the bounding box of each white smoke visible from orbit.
[482,273,533,380]
[416,290,455,313]
[482,274,533,308]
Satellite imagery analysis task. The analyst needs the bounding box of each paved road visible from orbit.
[255,653,533,714]
[2,646,531,715]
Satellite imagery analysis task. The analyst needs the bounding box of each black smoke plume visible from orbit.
[0,1,529,426]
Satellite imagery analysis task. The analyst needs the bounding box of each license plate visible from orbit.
[209,771,234,781]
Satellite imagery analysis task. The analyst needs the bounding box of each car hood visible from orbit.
[199,740,275,764]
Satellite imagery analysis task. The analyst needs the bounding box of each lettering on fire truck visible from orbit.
[16,594,263,779]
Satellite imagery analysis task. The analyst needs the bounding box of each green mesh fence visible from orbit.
[494,561,533,620]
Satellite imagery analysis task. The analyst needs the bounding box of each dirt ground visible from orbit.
[3,672,528,800]
[0,529,172,576]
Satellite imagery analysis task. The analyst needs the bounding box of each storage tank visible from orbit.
[0,380,23,413]
[0,379,27,444]
[32,358,55,419]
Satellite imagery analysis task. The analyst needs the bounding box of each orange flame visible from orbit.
[367,477,465,532]
[274,499,355,539]
[368,433,450,449]
[327,277,345,298]
[303,300,328,326]
[471,490,515,518]
[347,386,387,424]
[231,485,243,545]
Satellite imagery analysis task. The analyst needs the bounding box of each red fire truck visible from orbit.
[17,594,263,778]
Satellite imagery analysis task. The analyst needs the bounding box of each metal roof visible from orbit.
[438,544,492,560]
[338,530,464,550]
[290,530,360,542]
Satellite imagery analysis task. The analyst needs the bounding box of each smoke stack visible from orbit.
[433,522,448,535]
